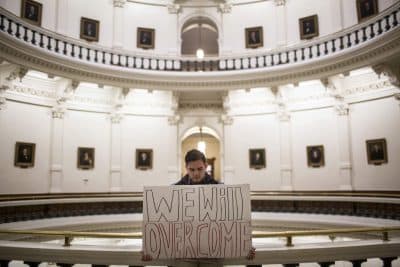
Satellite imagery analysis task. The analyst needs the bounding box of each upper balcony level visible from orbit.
[0,0,399,91]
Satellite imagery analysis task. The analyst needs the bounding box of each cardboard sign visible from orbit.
[142,184,252,259]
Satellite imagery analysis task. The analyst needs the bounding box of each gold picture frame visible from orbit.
[21,0,42,26]
[14,142,35,168]
[299,15,319,40]
[307,145,325,168]
[137,27,155,49]
[136,149,153,170]
[249,148,266,169]
[357,0,378,22]
[245,26,263,49]
[80,17,100,42]
[77,147,95,170]
[366,138,387,165]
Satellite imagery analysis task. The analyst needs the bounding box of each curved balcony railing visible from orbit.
[0,226,399,266]
[0,3,399,73]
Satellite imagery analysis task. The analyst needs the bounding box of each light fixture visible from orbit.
[197,126,206,154]
[196,23,204,59]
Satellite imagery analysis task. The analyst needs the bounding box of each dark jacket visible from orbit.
[174,173,219,185]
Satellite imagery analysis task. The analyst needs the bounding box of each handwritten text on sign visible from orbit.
[142,184,252,259]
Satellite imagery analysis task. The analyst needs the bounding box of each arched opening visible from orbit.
[180,16,219,57]
[181,126,221,180]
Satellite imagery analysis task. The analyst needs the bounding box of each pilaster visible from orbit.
[277,92,293,190]
[49,101,66,193]
[113,0,126,49]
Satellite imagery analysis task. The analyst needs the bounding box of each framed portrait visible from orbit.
[357,0,378,22]
[14,142,35,168]
[137,27,155,49]
[21,0,42,26]
[77,147,95,170]
[366,138,387,165]
[307,145,325,168]
[80,17,100,42]
[299,15,319,40]
[136,149,153,170]
[249,148,266,169]
[245,26,263,49]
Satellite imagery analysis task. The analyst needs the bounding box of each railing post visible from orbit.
[350,259,366,267]
[64,236,73,246]
[318,262,335,267]
[24,262,40,267]
[286,236,293,247]
[381,257,397,267]
[382,231,389,241]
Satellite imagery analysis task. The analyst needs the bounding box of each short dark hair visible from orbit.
[185,149,206,165]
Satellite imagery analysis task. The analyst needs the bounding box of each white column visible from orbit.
[113,0,126,49]
[110,112,122,191]
[335,101,353,190]
[49,105,65,193]
[219,114,233,184]
[168,113,180,184]
[274,0,287,47]
[278,105,292,190]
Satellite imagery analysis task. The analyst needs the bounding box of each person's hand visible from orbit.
[246,246,256,260]
[141,251,152,261]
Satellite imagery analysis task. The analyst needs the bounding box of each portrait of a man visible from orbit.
[136,149,153,170]
[245,27,263,49]
[299,15,319,40]
[137,28,155,49]
[14,142,35,168]
[21,0,42,26]
[249,148,266,169]
[366,139,387,165]
[80,17,100,42]
[307,145,325,167]
[77,147,95,169]
[357,0,378,22]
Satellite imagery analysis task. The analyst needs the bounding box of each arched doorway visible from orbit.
[181,126,221,181]
[180,16,219,57]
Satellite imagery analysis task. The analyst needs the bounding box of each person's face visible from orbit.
[84,152,89,159]
[22,148,29,156]
[255,153,260,160]
[186,159,207,184]
[141,153,147,160]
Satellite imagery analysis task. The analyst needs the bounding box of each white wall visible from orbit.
[0,101,51,194]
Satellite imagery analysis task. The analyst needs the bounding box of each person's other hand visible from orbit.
[141,251,152,261]
[246,246,256,260]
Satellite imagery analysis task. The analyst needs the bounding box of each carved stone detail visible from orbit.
[219,114,233,125]
[274,0,286,6]
[167,4,181,14]
[168,113,181,125]
[372,63,400,88]
[218,3,232,13]
[110,112,123,124]
[335,101,349,116]
[113,0,126,8]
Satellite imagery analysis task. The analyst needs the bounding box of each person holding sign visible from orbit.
[142,149,255,266]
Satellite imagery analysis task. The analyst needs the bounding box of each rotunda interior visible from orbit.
[0,0,399,266]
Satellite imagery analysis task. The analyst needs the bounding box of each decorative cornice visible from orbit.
[342,80,392,95]
[179,102,223,110]
[10,84,56,98]
[372,63,400,88]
